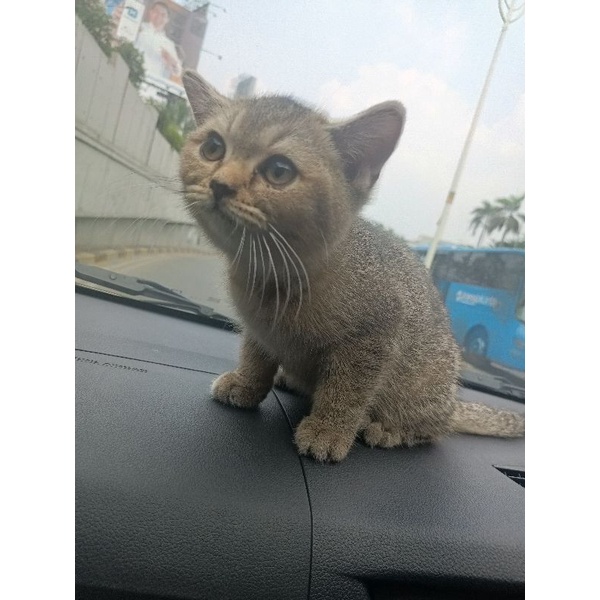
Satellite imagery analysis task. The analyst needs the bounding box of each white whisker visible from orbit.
[262,236,280,328]
[231,227,246,274]
[184,200,206,209]
[257,235,267,311]
[245,233,254,298]
[317,226,329,265]
[269,233,292,319]
[269,224,312,309]
[249,237,258,301]
[120,216,152,238]
[270,232,303,319]
[225,220,240,242]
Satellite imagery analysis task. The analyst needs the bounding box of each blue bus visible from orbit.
[413,245,524,372]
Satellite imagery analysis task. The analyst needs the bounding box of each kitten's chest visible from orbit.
[239,300,323,356]
[231,285,330,366]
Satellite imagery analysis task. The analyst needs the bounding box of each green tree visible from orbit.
[76,0,145,88]
[470,194,525,247]
[488,194,525,244]
[148,96,196,152]
[75,0,113,55]
[116,41,145,89]
[469,199,500,247]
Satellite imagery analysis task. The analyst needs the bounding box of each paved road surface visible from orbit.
[99,251,238,319]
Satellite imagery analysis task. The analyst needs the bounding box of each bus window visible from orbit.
[497,253,524,292]
[432,252,471,283]
[429,250,524,292]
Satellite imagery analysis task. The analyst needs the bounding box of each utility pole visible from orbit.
[424,0,524,269]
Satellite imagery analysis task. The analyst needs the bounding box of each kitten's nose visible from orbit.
[209,179,236,203]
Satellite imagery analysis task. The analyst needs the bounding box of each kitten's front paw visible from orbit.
[211,371,268,409]
[294,415,355,463]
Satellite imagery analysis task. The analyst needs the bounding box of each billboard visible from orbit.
[106,0,208,98]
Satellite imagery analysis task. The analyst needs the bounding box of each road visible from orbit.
[98,251,237,319]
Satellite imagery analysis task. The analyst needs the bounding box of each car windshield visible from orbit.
[75,0,525,400]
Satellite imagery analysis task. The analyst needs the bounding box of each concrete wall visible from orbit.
[75,16,207,253]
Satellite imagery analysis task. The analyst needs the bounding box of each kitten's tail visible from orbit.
[450,401,525,438]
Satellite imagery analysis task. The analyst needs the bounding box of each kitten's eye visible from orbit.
[261,156,297,186]
[200,132,226,161]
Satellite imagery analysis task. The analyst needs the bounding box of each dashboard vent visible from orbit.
[494,466,525,488]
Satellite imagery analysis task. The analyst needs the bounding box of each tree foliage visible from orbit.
[469,200,498,248]
[76,0,145,89]
[146,96,196,152]
[487,194,525,243]
[115,41,146,89]
[469,194,525,248]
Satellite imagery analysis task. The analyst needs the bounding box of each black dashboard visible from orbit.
[75,290,524,600]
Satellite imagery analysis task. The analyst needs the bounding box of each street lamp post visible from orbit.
[424,0,524,269]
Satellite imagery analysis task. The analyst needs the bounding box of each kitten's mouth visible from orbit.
[221,200,268,230]
[184,186,268,230]
[184,185,211,212]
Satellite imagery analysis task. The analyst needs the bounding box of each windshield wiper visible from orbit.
[460,367,525,402]
[75,262,233,326]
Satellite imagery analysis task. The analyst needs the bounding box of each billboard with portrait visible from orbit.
[105,0,208,98]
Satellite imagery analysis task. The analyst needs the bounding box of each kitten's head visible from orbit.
[179,71,405,267]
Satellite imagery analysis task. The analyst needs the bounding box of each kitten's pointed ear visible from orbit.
[329,101,406,195]
[182,70,229,125]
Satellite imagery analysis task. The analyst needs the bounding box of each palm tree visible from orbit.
[488,194,525,243]
[469,200,500,247]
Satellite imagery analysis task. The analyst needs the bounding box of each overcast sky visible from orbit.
[187,0,525,244]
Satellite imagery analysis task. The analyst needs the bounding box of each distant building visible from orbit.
[170,1,209,75]
[232,75,257,99]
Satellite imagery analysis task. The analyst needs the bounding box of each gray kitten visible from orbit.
[179,70,524,462]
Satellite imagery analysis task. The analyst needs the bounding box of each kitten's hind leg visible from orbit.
[273,367,311,396]
[361,384,455,449]
[361,420,432,449]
